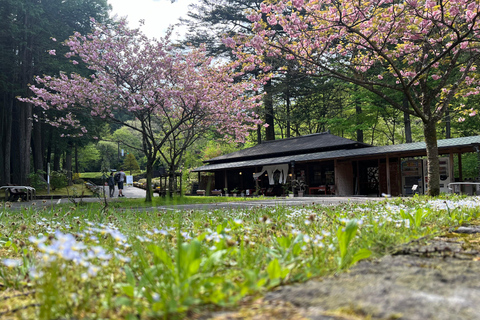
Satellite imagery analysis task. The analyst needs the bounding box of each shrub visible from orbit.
[29,170,48,190]
[50,171,68,191]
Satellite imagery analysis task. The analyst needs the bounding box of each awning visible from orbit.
[253,164,289,185]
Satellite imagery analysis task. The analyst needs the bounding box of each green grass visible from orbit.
[79,172,105,179]
[0,194,478,319]
[109,195,268,208]
[36,184,95,197]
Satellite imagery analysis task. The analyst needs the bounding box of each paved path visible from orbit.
[3,186,384,211]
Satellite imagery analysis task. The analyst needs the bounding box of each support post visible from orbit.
[458,153,463,181]
[334,159,338,195]
[386,155,391,195]
[224,169,228,194]
[449,153,454,182]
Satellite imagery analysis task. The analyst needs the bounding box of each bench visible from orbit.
[448,182,480,195]
[309,186,326,195]
[196,189,206,196]
[1,185,36,201]
[211,190,222,196]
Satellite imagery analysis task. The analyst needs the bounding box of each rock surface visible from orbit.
[206,227,480,320]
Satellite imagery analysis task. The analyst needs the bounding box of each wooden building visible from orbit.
[193,132,480,196]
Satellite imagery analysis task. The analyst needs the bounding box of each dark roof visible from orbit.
[193,135,480,172]
[207,132,370,164]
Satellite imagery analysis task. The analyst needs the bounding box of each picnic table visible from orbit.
[1,186,36,201]
[448,182,480,195]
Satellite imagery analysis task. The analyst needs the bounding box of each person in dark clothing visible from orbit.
[117,169,126,197]
[107,172,115,198]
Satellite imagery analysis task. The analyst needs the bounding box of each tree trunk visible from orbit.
[404,112,412,143]
[168,170,175,197]
[445,108,451,139]
[264,80,275,141]
[32,117,43,173]
[75,143,79,174]
[0,102,3,185]
[424,120,440,196]
[53,144,61,171]
[65,143,73,186]
[286,94,291,138]
[145,159,154,202]
[18,101,32,185]
[3,97,13,184]
[356,99,363,143]
[403,98,412,143]
[19,9,33,185]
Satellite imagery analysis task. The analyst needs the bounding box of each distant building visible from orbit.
[193,132,480,196]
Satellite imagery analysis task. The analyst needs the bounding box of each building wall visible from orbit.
[335,161,354,196]
[379,159,401,196]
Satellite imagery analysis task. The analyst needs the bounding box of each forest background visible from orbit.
[2,0,480,192]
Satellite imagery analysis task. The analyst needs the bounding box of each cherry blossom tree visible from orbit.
[229,0,480,196]
[22,19,262,202]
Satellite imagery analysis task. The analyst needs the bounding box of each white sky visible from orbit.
[108,0,195,39]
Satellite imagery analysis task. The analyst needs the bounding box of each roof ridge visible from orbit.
[260,132,329,145]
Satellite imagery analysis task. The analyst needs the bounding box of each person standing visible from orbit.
[117,169,127,197]
[107,172,115,198]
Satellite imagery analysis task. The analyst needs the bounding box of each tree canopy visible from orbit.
[229,0,480,195]
[22,19,263,201]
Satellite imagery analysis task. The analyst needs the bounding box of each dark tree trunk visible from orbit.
[168,165,175,197]
[32,117,43,173]
[0,101,3,185]
[264,80,275,141]
[19,10,32,184]
[424,120,440,196]
[404,112,412,143]
[3,97,13,184]
[145,159,154,202]
[14,101,33,185]
[286,94,291,138]
[75,143,79,173]
[53,143,61,171]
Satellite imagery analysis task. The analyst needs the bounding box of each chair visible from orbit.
[328,185,335,195]
[265,187,275,196]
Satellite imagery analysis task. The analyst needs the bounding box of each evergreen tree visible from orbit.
[123,153,140,174]
[0,0,110,185]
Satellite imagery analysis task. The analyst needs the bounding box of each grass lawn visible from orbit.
[108,195,268,208]
[1,195,478,319]
[36,184,95,197]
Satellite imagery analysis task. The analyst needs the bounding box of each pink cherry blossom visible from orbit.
[21,18,264,201]
[229,0,480,196]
